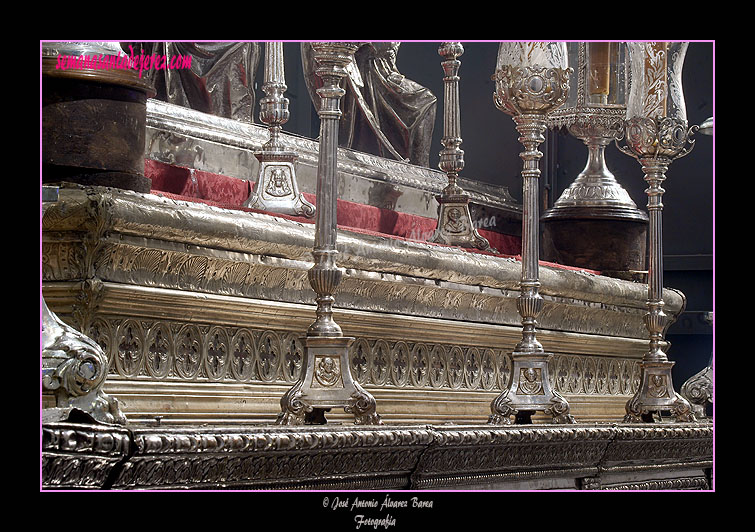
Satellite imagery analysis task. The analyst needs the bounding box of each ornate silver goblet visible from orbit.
[545,42,648,276]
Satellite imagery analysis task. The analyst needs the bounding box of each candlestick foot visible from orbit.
[488,352,575,425]
[624,360,696,422]
[276,336,382,425]
[431,194,494,252]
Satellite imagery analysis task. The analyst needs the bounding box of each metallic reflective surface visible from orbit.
[545,42,645,222]
[40,41,712,492]
[430,43,493,252]
[41,187,126,425]
[681,360,713,420]
[616,42,697,423]
[144,98,522,223]
[543,43,647,275]
[42,421,712,490]
[41,184,682,427]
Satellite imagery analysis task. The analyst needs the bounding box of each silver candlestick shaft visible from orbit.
[488,42,575,425]
[620,150,695,422]
[245,42,315,217]
[277,42,380,426]
[431,42,493,252]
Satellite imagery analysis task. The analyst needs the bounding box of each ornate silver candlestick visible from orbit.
[431,42,493,252]
[488,42,575,425]
[245,42,315,217]
[545,42,648,275]
[277,42,381,425]
[616,42,697,423]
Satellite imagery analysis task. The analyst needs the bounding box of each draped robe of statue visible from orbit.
[123,42,261,123]
[302,42,437,167]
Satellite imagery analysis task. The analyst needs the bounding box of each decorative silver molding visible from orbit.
[42,422,132,489]
[603,477,709,490]
[41,185,686,341]
[681,362,713,420]
[80,315,647,398]
[42,421,713,490]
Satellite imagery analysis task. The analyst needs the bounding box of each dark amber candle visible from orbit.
[588,42,611,97]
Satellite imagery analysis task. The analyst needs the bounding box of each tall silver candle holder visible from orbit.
[488,42,575,425]
[277,42,381,426]
[616,42,697,423]
[544,42,648,275]
[245,42,315,217]
[431,42,493,252]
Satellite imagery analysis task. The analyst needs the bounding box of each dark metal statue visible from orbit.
[124,42,261,123]
[302,42,437,167]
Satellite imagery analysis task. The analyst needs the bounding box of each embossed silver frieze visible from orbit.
[83,315,644,404]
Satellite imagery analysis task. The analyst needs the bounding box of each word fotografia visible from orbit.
[54,45,191,79]
[353,514,397,530]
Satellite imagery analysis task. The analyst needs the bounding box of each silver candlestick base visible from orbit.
[277,336,380,425]
[431,190,492,251]
[489,352,573,425]
[624,360,693,423]
[245,151,315,217]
